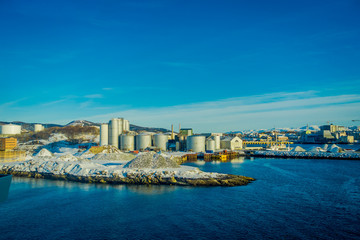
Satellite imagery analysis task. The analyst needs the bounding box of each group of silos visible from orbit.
[99,118,169,151]
[0,124,22,135]
[0,123,45,135]
[186,135,220,152]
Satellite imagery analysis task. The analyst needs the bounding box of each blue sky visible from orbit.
[1,0,360,132]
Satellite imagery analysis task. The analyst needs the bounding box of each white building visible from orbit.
[0,124,22,135]
[220,136,243,150]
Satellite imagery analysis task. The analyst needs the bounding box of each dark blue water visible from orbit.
[1,158,360,240]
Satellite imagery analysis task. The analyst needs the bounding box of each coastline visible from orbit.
[0,169,254,187]
[249,150,360,160]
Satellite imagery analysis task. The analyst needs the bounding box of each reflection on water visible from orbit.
[11,176,179,195]
[2,158,360,240]
[11,177,127,191]
[230,157,245,163]
[125,184,178,195]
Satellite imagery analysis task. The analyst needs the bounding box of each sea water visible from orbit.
[1,158,359,239]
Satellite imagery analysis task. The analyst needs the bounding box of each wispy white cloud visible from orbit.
[84,91,360,132]
[102,88,113,91]
[84,94,103,99]
[0,98,28,108]
[41,99,68,106]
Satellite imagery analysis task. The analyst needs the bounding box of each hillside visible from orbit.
[129,124,169,133]
[0,120,170,133]
[65,120,100,127]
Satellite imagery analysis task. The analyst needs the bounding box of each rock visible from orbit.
[124,152,180,169]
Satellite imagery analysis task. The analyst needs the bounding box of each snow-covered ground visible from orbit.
[0,150,224,180]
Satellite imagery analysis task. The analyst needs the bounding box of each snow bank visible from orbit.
[91,153,135,161]
[292,146,306,152]
[56,154,79,162]
[48,133,68,142]
[35,148,53,157]
[124,152,180,169]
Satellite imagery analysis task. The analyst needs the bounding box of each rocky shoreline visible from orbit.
[251,150,360,160]
[0,169,255,187]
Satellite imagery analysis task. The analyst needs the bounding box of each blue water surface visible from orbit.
[1,158,360,240]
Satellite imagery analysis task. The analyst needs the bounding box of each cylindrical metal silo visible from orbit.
[214,135,221,150]
[117,118,123,134]
[0,124,21,135]
[100,124,109,146]
[121,118,126,133]
[124,120,130,131]
[109,119,119,148]
[120,134,135,151]
[34,124,44,132]
[136,134,152,150]
[187,135,205,152]
[153,134,168,151]
[206,139,216,152]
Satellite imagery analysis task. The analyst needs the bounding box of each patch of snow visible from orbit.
[56,154,79,162]
[91,153,135,161]
[48,133,68,143]
[292,146,306,152]
[35,148,53,157]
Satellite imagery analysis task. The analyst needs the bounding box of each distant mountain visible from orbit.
[0,120,170,133]
[299,125,320,131]
[130,124,169,133]
[65,120,100,127]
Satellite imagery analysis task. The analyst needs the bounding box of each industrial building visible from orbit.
[136,134,152,151]
[153,134,168,151]
[120,134,135,151]
[0,124,21,135]
[220,136,243,150]
[206,138,216,152]
[187,135,206,152]
[0,138,17,151]
[34,124,44,132]
[100,118,130,148]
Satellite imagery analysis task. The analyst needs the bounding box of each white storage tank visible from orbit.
[109,119,119,148]
[206,139,216,152]
[120,134,135,151]
[136,134,152,150]
[117,118,123,134]
[34,124,44,132]
[100,124,109,146]
[214,135,220,150]
[187,135,205,152]
[153,134,168,151]
[124,120,130,131]
[1,124,21,135]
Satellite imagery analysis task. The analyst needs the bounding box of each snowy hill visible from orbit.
[65,120,100,127]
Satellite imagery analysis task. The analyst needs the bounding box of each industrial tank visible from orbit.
[187,135,205,152]
[109,119,119,148]
[34,124,44,132]
[214,135,221,150]
[124,120,130,131]
[117,118,123,134]
[136,134,152,150]
[206,139,216,152]
[100,124,109,146]
[0,124,21,135]
[120,134,135,151]
[153,134,168,151]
